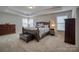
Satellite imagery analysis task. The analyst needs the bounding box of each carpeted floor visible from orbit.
[0,32,78,52]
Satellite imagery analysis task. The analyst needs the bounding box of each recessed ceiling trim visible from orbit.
[1,6,75,17]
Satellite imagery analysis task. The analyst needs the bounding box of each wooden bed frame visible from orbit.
[22,27,40,41]
[22,22,50,41]
[36,22,49,28]
[36,22,49,38]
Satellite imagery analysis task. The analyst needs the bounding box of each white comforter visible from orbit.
[23,27,49,38]
[39,27,49,38]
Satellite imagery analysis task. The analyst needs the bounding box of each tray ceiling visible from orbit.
[0,6,76,17]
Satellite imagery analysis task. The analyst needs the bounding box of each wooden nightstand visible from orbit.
[49,29,55,35]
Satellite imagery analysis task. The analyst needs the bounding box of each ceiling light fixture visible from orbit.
[28,7,33,9]
[28,6,35,9]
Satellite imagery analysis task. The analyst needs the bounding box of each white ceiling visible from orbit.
[8,6,54,15]
[0,6,76,17]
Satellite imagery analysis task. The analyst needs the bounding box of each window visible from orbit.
[22,18,28,27]
[22,18,34,28]
[28,19,34,27]
[57,16,68,31]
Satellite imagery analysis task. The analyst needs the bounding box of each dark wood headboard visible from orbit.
[36,22,49,28]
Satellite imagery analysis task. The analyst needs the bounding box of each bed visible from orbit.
[22,22,49,40]
[36,22,49,38]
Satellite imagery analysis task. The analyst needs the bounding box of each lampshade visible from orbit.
[51,24,55,27]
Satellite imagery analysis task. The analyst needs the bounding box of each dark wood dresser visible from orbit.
[65,18,75,45]
[0,24,16,35]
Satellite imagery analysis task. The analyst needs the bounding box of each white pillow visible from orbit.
[25,27,37,30]
[45,25,48,28]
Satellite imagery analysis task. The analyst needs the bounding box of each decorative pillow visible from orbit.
[24,27,37,30]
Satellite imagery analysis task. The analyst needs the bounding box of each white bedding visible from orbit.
[39,27,49,38]
[24,27,37,30]
[23,26,49,38]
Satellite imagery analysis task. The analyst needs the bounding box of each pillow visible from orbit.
[24,27,37,30]
[45,25,48,28]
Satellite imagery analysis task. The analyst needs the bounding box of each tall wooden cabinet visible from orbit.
[65,18,75,45]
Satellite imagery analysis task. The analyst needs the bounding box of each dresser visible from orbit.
[65,18,75,45]
[0,24,16,35]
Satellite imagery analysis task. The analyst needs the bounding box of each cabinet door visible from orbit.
[69,19,75,44]
[10,25,15,33]
[65,18,75,44]
[65,19,71,43]
[0,25,4,35]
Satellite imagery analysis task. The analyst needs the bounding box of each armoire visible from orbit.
[65,18,75,45]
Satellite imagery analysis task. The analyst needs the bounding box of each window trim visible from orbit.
[22,18,34,28]
[56,15,68,31]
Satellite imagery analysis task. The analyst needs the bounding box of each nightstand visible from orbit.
[49,29,55,35]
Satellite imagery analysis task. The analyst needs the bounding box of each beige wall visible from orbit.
[33,11,72,31]
[76,7,79,47]
[0,10,72,34]
[0,12,23,33]
[49,20,55,29]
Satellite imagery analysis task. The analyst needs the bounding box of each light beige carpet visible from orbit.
[0,32,78,52]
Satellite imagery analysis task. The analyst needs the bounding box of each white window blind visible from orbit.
[28,19,34,27]
[22,18,28,27]
[22,18,34,28]
[57,16,68,31]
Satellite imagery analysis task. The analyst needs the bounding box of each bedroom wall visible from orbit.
[0,12,23,33]
[33,11,72,31]
[76,7,79,48]
[0,10,72,34]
